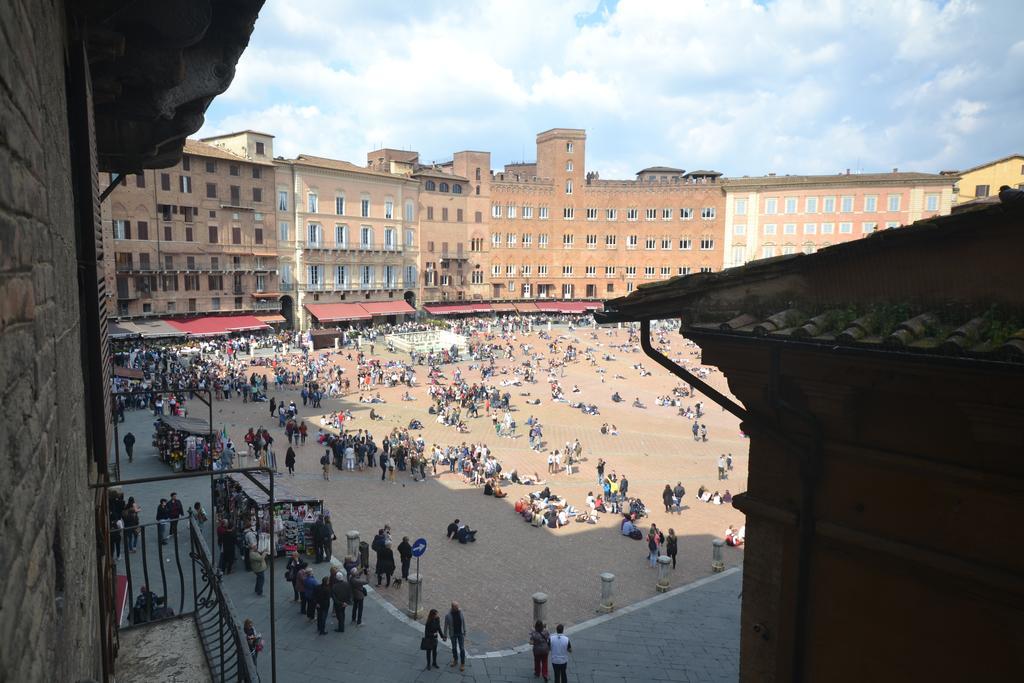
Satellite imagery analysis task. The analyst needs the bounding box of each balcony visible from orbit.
[253,300,281,311]
[107,516,256,683]
[280,283,294,291]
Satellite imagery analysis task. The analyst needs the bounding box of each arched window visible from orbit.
[439,182,449,193]
[452,184,462,194]
[475,167,481,181]
[425,179,436,191]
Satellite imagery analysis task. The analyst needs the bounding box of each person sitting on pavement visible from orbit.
[456,522,477,544]
[446,519,461,539]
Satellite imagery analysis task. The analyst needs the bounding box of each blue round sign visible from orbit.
[411,537,428,557]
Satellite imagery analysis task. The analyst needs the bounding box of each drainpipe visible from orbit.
[638,320,819,681]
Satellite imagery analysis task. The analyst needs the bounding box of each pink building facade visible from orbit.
[722,172,955,268]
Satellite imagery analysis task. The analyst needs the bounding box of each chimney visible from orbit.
[768,172,776,177]
[845,168,850,175]
[892,167,898,173]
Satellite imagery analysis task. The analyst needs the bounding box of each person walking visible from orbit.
[220,523,237,574]
[673,481,686,514]
[123,432,136,463]
[286,551,307,601]
[549,624,572,683]
[530,620,551,682]
[662,484,674,513]
[155,498,170,545]
[285,446,297,476]
[166,492,184,537]
[348,567,367,626]
[444,602,468,671]
[249,543,268,596]
[595,458,605,487]
[422,608,445,670]
[717,454,726,481]
[396,536,413,587]
[666,528,678,569]
[314,577,332,635]
[647,531,659,568]
[320,449,331,480]
[330,568,352,632]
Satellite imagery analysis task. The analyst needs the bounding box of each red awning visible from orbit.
[165,315,271,336]
[360,300,415,316]
[114,366,144,379]
[304,303,371,323]
[491,303,517,312]
[534,301,564,312]
[545,301,603,313]
[513,302,540,313]
[256,314,286,324]
[424,303,481,315]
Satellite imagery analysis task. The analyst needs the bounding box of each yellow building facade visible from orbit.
[945,154,1024,205]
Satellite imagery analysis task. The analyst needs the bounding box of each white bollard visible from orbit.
[346,530,360,558]
[406,574,423,618]
[712,538,725,573]
[598,572,615,613]
[656,555,672,592]
[532,592,548,625]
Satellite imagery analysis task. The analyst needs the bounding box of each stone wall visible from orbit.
[0,0,102,679]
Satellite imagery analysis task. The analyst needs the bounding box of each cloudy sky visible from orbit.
[200,0,1024,178]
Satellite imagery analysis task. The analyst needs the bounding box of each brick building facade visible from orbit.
[99,126,960,326]
[486,129,726,301]
[102,133,281,320]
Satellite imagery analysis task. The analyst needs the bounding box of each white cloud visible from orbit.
[200,0,1024,176]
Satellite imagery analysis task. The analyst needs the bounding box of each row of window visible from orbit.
[488,233,715,250]
[488,264,710,278]
[491,205,717,221]
[735,193,938,216]
[302,224,414,250]
[114,253,271,272]
[422,179,463,194]
[113,219,268,245]
[122,160,266,190]
[738,221,901,237]
[120,272,271,292]
[295,192,415,222]
[304,264,415,289]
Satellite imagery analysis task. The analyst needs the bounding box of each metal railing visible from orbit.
[188,515,258,682]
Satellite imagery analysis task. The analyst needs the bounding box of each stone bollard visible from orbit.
[712,538,725,573]
[406,574,423,618]
[598,572,615,613]
[656,556,672,592]
[532,592,548,625]
[346,531,360,558]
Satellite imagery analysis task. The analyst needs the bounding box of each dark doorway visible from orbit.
[280,295,294,329]
[404,290,416,309]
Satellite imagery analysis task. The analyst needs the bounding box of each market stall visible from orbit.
[152,415,218,472]
[216,473,325,558]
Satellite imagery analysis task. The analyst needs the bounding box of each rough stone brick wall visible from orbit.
[0,0,103,680]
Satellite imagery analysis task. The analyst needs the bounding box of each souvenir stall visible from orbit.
[152,416,219,472]
[216,473,325,558]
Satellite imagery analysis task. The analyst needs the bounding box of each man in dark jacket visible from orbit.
[156,499,170,545]
[348,568,367,626]
[312,515,334,563]
[396,536,413,587]
[314,577,332,635]
[375,540,396,587]
[330,570,352,632]
[220,525,237,574]
[123,432,136,462]
[166,492,184,536]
